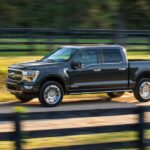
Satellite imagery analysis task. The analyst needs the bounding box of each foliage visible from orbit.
[0,0,149,29]
[13,106,27,113]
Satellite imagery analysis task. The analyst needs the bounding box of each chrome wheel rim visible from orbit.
[44,85,61,104]
[139,81,150,100]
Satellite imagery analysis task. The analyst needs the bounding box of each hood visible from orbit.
[9,60,61,70]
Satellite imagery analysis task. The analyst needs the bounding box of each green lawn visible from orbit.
[0,131,138,150]
[0,37,149,56]
[1,130,150,150]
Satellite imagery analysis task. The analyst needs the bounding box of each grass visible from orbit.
[23,131,138,149]
[1,130,150,149]
[0,131,138,150]
[0,37,149,56]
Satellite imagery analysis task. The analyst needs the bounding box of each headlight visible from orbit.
[22,70,40,82]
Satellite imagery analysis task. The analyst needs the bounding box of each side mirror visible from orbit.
[71,61,82,69]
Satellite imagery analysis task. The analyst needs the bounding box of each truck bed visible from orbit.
[129,59,150,61]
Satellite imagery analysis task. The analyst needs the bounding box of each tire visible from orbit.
[15,94,34,103]
[38,81,64,107]
[107,92,124,98]
[134,78,150,102]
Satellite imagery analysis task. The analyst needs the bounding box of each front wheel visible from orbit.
[107,92,124,98]
[38,81,64,107]
[15,94,34,103]
[134,78,150,102]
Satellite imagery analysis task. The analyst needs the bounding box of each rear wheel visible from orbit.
[107,92,124,98]
[134,78,150,102]
[38,81,64,107]
[15,94,34,103]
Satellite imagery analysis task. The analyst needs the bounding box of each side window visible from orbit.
[74,49,98,65]
[102,49,123,63]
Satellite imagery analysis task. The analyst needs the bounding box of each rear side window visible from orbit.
[102,49,123,63]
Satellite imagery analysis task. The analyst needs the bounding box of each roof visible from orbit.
[62,44,124,49]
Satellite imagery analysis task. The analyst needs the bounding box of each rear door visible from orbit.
[99,47,128,89]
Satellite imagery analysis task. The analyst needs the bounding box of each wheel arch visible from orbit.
[136,72,150,82]
[40,75,67,93]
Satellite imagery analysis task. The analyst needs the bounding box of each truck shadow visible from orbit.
[0,96,140,108]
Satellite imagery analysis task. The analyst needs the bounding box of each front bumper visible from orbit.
[6,80,40,95]
[6,82,23,94]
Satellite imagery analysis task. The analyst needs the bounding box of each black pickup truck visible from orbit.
[6,45,150,107]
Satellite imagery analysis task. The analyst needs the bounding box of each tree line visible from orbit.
[0,0,149,29]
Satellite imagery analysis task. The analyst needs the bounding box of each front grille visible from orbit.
[7,84,17,91]
[8,69,23,81]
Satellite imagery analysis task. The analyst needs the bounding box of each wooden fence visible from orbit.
[0,28,149,53]
[0,106,150,150]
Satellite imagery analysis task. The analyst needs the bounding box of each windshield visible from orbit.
[42,48,77,62]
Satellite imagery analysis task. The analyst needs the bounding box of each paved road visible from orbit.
[0,93,150,114]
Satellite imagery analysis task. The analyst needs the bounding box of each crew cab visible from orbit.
[6,45,150,106]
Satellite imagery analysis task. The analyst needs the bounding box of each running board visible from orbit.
[69,89,132,95]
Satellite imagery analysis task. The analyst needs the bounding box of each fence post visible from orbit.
[14,113,22,150]
[138,107,145,150]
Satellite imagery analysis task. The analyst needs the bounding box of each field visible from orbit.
[0,131,138,149]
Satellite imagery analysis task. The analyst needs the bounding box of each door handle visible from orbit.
[118,68,126,71]
[93,69,101,72]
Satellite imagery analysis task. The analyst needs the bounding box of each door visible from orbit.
[68,48,102,91]
[99,48,128,89]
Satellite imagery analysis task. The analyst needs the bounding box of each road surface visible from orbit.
[0,93,150,114]
[1,92,150,133]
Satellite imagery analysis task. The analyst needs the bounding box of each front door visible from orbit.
[68,48,102,92]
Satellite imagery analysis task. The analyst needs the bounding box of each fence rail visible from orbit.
[0,28,149,53]
[0,106,150,150]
